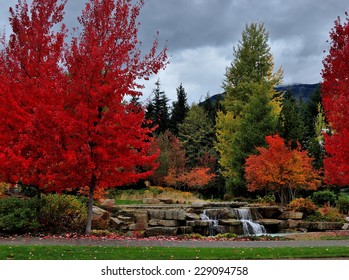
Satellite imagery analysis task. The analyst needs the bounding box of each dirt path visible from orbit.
[1,236,349,248]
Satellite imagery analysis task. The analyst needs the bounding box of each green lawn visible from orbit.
[115,199,143,205]
[1,245,349,260]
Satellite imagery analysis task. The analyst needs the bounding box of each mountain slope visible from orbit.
[202,83,320,104]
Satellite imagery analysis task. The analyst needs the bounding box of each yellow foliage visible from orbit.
[215,111,239,179]
[0,182,10,198]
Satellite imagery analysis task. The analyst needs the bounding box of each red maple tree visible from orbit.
[0,0,168,233]
[0,0,67,193]
[322,14,349,186]
[151,130,187,186]
[164,167,215,191]
[245,134,321,205]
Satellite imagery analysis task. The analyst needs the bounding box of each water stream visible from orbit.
[234,208,266,235]
[200,210,220,236]
[199,207,266,236]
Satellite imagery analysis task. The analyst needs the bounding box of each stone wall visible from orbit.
[93,201,346,237]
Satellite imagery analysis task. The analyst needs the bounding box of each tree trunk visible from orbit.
[35,185,41,217]
[85,176,96,234]
[278,187,288,206]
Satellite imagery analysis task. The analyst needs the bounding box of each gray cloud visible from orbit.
[138,0,348,103]
[1,0,348,103]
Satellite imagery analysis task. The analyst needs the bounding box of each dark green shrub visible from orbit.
[0,197,40,234]
[312,189,337,206]
[305,212,325,222]
[336,194,349,214]
[39,194,87,233]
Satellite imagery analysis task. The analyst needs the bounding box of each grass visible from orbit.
[1,245,349,260]
[115,199,143,205]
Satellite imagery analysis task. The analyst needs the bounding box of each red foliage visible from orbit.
[0,0,168,233]
[322,14,349,186]
[0,0,67,191]
[165,167,215,190]
[245,134,321,205]
[151,130,187,185]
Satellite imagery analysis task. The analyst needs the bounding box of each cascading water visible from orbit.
[200,210,219,236]
[235,208,266,235]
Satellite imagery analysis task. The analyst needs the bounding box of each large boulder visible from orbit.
[257,206,283,218]
[148,209,165,219]
[186,220,210,227]
[148,219,179,227]
[204,208,232,219]
[287,219,301,229]
[134,210,148,223]
[219,219,241,226]
[159,198,174,204]
[92,206,110,230]
[299,222,344,231]
[98,198,116,207]
[130,210,148,230]
[256,219,283,225]
[185,213,201,220]
[256,219,284,233]
[109,217,122,230]
[129,223,147,230]
[145,227,178,237]
[143,198,161,204]
[165,209,186,220]
[190,202,205,208]
[278,211,303,220]
[148,209,186,220]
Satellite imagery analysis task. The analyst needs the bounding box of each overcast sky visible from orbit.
[1,0,348,104]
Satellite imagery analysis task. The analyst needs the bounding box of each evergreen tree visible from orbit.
[179,104,215,168]
[223,22,283,115]
[302,85,322,139]
[215,22,282,195]
[278,90,307,148]
[169,83,189,135]
[219,83,277,194]
[199,93,224,126]
[145,79,170,135]
[309,104,326,169]
[301,86,325,169]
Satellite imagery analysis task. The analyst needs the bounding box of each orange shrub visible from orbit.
[287,197,317,215]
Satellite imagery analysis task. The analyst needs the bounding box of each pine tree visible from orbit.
[302,85,323,139]
[215,22,282,195]
[300,86,325,169]
[169,83,189,135]
[179,104,215,168]
[223,22,283,115]
[146,79,170,135]
[200,93,224,126]
[278,90,307,148]
[222,83,277,194]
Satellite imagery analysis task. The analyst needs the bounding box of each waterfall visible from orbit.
[235,208,266,235]
[200,210,219,236]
